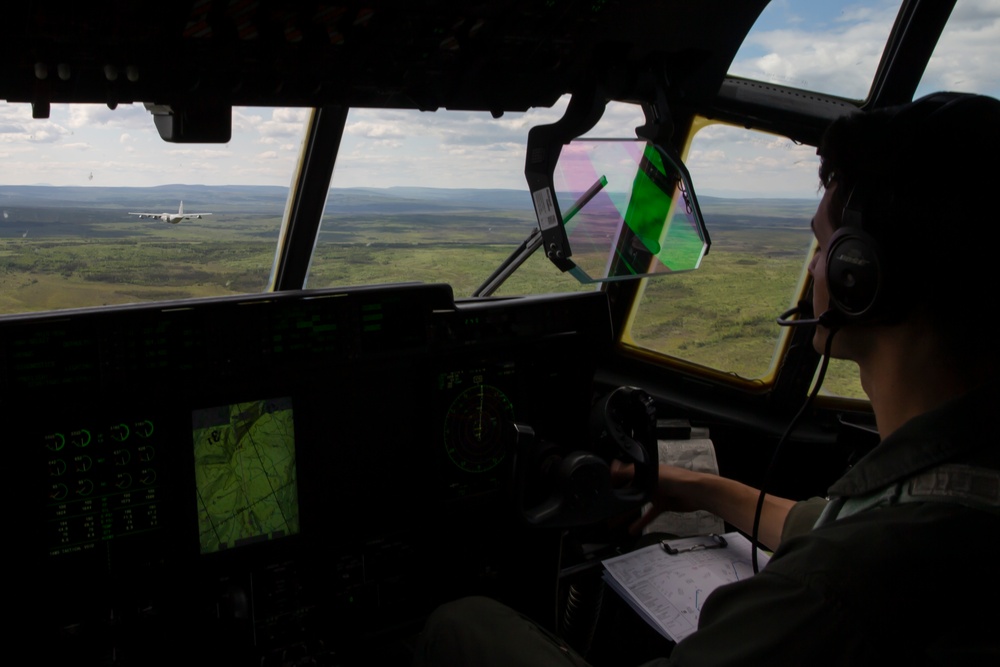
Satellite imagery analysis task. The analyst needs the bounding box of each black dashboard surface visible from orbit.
[8,283,613,663]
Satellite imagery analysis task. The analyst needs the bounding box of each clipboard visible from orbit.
[602,532,769,643]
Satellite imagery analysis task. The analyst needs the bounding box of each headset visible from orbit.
[779,91,988,330]
[823,182,890,321]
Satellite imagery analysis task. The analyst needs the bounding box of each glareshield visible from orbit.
[553,139,709,284]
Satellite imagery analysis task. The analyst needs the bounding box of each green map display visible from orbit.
[193,397,299,554]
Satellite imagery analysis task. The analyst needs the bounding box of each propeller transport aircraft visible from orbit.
[1,1,998,665]
[128,201,213,223]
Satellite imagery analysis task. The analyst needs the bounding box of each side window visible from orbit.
[823,359,866,399]
[624,120,825,385]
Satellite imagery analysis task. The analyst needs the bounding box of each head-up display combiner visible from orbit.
[524,87,710,284]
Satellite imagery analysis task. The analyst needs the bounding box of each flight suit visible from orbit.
[666,383,1000,666]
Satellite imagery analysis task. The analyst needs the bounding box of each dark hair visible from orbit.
[817,92,1000,366]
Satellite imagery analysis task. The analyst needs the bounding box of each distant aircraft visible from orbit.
[128,201,212,223]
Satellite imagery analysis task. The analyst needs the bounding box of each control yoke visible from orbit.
[514,386,659,529]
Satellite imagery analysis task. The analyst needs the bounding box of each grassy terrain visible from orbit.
[0,185,865,398]
[0,232,279,312]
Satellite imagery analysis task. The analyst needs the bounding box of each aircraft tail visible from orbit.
[179,201,184,215]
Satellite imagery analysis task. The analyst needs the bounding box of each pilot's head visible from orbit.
[810,91,1000,372]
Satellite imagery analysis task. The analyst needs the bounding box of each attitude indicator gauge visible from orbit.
[443,384,514,473]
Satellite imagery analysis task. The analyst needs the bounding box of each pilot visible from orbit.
[412,91,1000,666]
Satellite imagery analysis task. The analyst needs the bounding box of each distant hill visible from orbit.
[0,185,290,214]
[0,185,817,237]
[0,184,534,214]
[326,187,535,214]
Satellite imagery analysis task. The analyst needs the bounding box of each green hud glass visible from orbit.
[530,136,709,284]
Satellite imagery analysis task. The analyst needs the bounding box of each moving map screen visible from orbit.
[193,397,300,554]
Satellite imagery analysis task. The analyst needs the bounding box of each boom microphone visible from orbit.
[776,300,841,329]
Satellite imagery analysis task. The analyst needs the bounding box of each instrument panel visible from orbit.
[5,284,613,663]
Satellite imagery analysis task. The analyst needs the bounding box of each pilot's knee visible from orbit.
[416,596,504,658]
[414,596,587,667]
[425,595,495,629]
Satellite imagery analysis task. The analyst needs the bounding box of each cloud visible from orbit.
[66,103,149,130]
[164,148,233,159]
[272,108,310,123]
[0,106,72,144]
[684,123,820,197]
[256,108,309,141]
[918,1,1000,96]
[26,129,69,144]
[730,2,900,97]
[1,5,997,193]
[731,1,1000,101]
[346,119,406,138]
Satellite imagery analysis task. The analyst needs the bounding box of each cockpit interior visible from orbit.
[3,1,997,664]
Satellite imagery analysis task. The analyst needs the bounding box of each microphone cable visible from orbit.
[750,316,838,573]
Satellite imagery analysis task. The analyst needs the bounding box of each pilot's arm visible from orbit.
[618,463,800,551]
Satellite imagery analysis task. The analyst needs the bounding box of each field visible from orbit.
[0,185,864,398]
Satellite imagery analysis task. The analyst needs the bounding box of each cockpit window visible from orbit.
[729,0,903,101]
[0,104,306,315]
[623,120,821,385]
[306,101,647,297]
[623,119,870,399]
[918,0,1000,99]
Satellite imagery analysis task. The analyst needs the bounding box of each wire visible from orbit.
[750,327,837,573]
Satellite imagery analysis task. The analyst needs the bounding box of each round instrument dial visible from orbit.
[443,384,513,473]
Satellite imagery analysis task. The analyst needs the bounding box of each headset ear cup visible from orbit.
[826,227,884,320]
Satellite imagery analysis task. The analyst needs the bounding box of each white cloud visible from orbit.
[164,148,233,159]
[730,2,899,97]
[0,107,72,145]
[372,139,403,149]
[918,0,1000,97]
[27,129,69,144]
[272,108,310,123]
[257,110,308,141]
[685,124,820,198]
[346,119,406,138]
[66,103,149,130]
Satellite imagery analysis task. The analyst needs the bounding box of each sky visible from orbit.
[1,0,998,197]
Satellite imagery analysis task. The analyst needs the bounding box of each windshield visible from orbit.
[0,104,306,315]
[0,100,649,316]
[305,101,647,297]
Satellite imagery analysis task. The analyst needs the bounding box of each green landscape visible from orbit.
[0,185,864,398]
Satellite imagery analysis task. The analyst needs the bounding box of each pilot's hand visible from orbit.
[610,461,708,535]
